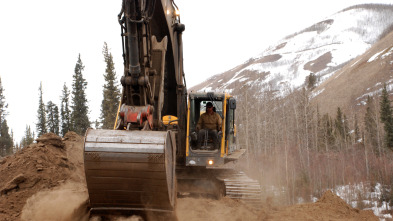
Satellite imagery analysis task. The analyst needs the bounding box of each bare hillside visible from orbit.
[312,28,393,115]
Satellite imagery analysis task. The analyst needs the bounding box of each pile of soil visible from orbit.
[0,132,380,221]
[262,190,378,221]
[0,132,87,221]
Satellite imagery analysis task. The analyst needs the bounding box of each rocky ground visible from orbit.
[0,133,379,221]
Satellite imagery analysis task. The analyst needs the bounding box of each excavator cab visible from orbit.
[185,92,239,167]
[177,92,261,202]
[190,100,222,150]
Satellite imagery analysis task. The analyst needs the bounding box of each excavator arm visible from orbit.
[117,0,185,130]
[83,0,186,218]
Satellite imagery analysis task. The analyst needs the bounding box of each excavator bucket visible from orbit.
[83,129,176,215]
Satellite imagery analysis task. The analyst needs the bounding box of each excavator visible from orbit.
[83,0,262,219]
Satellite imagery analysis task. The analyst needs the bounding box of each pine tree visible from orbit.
[100,42,120,129]
[60,83,71,137]
[46,101,59,135]
[71,54,90,135]
[306,73,317,89]
[20,125,34,148]
[334,107,350,148]
[36,82,47,137]
[335,107,344,139]
[364,96,379,152]
[0,77,13,156]
[380,84,393,150]
[0,77,7,122]
[343,114,351,145]
[0,120,13,155]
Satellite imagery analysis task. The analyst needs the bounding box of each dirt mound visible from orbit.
[265,190,378,221]
[0,132,86,221]
[317,190,352,206]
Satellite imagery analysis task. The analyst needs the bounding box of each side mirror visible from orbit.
[229,98,236,109]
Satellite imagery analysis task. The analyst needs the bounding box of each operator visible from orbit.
[196,102,222,150]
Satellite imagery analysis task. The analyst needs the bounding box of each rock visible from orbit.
[19,177,40,189]
[63,131,81,142]
[58,161,69,168]
[0,174,26,195]
[36,164,44,171]
[36,133,65,148]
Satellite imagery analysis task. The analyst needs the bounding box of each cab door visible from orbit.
[225,98,237,154]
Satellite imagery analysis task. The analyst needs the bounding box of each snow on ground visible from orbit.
[368,49,387,62]
[310,88,325,99]
[381,47,393,59]
[350,59,361,67]
[265,182,392,220]
[334,182,392,220]
[355,80,393,106]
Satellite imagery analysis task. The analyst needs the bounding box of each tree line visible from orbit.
[234,81,393,205]
[0,42,120,156]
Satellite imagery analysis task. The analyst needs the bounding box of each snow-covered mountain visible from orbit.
[312,23,393,115]
[190,4,393,101]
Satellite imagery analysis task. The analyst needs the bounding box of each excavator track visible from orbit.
[216,170,262,208]
[83,129,176,216]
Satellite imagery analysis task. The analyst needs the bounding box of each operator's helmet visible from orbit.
[205,102,213,108]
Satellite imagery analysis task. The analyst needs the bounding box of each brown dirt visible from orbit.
[263,190,378,221]
[0,133,379,221]
[0,132,88,221]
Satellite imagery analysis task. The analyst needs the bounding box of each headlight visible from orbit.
[208,160,214,165]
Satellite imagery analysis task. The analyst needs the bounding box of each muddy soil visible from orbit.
[0,133,378,221]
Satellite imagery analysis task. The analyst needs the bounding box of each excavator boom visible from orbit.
[84,0,186,217]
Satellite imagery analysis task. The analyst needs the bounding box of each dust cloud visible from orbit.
[176,197,259,221]
[21,181,89,221]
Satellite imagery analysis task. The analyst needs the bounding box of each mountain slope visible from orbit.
[312,27,393,115]
[190,4,393,98]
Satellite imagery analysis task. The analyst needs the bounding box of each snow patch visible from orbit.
[334,182,392,220]
[310,88,325,99]
[381,47,393,59]
[350,59,360,67]
[238,77,248,83]
[368,49,387,63]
